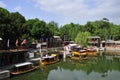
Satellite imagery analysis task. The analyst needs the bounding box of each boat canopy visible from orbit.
[0,70,10,74]
[15,62,32,67]
[30,58,40,61]
[42,56,54,59]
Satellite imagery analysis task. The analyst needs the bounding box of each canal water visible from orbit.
[5,52,120,80]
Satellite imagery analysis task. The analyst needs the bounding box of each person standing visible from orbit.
[63,42,70,62]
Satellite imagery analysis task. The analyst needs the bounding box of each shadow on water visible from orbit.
[6,51,120,80]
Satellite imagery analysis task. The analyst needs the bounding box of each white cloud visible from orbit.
[14,6,22,11]
[0,1,6,7]
[33,0,120,24]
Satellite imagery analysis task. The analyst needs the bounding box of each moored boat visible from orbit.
[40,54,59,65]
[29,58,40,68]
[86,48,97,56]
[10,62,38,75]
[0,70,10,80]
[71,50,88,60]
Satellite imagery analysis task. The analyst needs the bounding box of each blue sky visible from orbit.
[0,0,120,26]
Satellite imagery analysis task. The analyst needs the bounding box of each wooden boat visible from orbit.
[71,50,88,60]
[86,48,97,56]
[29,58,40,67]
[0,70,10,79]
[40,54,59,65]
[10,62,38,75]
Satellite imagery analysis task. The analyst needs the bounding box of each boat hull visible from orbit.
[40,54,60,65]
[10,62,38,76]
[41,60,60,65]
[71,51,88,60]
[10,66,38,75]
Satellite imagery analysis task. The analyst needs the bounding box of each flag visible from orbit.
[7,39,10,47]
[21,39,27,45]
[15,39,18,46]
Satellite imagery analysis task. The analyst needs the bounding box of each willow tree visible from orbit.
[60,23,82,41]
[75,31,91,46]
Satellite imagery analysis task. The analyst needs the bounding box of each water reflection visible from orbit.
[48,69,120,80]
[6,52,120,80]
[48,52,120,80]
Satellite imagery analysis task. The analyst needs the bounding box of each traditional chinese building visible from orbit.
[87,36,101,47]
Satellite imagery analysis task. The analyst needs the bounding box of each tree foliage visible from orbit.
[60,23,83,41]
[75,32,91,45]
[31,20,52,39]
[0,7,120,49]
[47,21,60,36]
[0,8,26,47]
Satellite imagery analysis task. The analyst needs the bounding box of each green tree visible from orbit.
[75,31,91,46]
[0,7,10,38]
[60,24,70,40]
[47,21,60,36]
[0,8,26,48]
[0,7,11,47]
[31,20,52,39]
[9,12,26,39]
[109,23,120,40]
[84,22,96,34]
[22,18,40,38]
[98,18,110,40]
[60,23,82,41]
